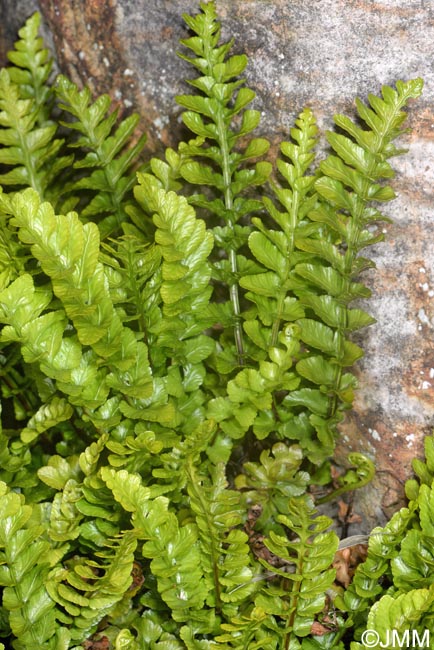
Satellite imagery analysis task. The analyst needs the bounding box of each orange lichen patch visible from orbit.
[409,108,434,140]
[339,0,426,21]
[39,0,158,147]
[40,0,126,91]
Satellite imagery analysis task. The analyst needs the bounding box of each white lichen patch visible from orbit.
[405,433,415,448]
[368,428,381,441]
[153,115,169,132]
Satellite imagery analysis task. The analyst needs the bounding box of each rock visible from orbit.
[2,0,434,531]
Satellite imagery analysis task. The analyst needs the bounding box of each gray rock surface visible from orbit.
[1,0,434,531]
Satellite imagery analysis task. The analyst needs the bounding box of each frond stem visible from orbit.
[216,111,245,365]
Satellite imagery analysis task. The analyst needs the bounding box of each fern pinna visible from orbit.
[0,2,425,650]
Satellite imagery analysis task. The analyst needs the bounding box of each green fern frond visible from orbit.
[4,188,155,413]
[0,481,60,649]
[186,461,254,611]
[55,76,147,237]
[101,227,162,340]
[6,13,53,124]
[0,210,28,292]
[176,0,272,365]
[102,467,211,626]
[241,107,318,349]
[0,69,72,200]
[0,14,74,204]
[257,496,338,642]
[207,324,300,441]
[134,173,214,428]
[235,442,310,527]
[47,531,137,642]
[218,495,338,648]
[0,269,110,410]
[20,396,73,444]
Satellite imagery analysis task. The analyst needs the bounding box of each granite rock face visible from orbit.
[1,0,434,531]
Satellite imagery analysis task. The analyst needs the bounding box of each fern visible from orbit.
[0,481,64,650]
[55,76,146,238]
[338,434,434,646]
[243,80,423,463]
[0,3,425,650]
[0,15,72,204]
[186,461,255,613]
[6,13,53,123]
[175,1,272,366]
[218,495,339,648]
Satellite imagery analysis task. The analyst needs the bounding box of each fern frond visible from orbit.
[207,324,300,440]
[4,188,155,414]
[258,496,338,642]
[19,396,73,444]
[55,76,147,237]
[102,467,211,627]
[186,461,254,612]
[133,173,215,430]
[0,272,109,415]
[241,107,317,348]
[176,0,272,364]
[218,495,338,647]
[235,442,310,527]
[0,210,28,292]
[101,226,162,340]
[0,69,71,200]
[0,482,60,648]
[47,531,137,642]
[6,13,53,124]
[362,589,434,650]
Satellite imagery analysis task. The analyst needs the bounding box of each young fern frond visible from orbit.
[55,76,147,238]
[176,0,271,365]
[235,442,310,528]
[207,324,300,440]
